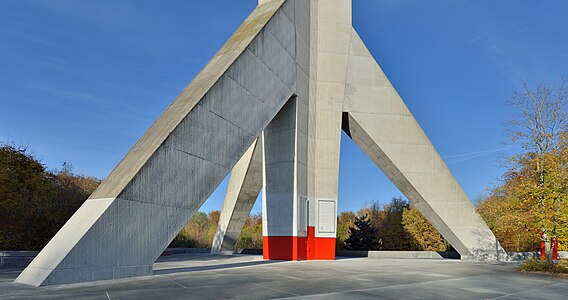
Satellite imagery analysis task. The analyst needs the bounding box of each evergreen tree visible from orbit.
[344,214,379,250]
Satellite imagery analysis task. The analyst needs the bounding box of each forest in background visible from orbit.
[168,197,449,252]
[0,132,565,252]
[0,144,100,250]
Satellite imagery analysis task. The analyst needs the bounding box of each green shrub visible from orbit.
[517,259,568,274]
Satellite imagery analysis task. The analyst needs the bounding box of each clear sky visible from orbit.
[1,0,567,214]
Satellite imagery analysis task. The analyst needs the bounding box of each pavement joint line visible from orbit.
[1,291,111,299]
[274,289,406,300]
[252,282,301,297]
[277,273,507,299]
[156,259,295,276]
[487,281,568,300]
[273,274,305,281]
[155,275,187,289]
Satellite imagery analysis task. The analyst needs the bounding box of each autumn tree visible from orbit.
[340,197,449,251]
[49,162,100,230]
[0,144,58,249]
[236,213,263,250]
[336,211,356,249]
[170,211,265,250]
[510,79,566,216]
[477,79,568,257]
[372,197,413,250]
[509,79,567,259]
[402,205,449,251]
[0,144,100,250]
[508,79,567,156]
[170,211,221,248]
[476,191,538,252]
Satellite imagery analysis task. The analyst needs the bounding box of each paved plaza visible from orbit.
[1,253,567,299]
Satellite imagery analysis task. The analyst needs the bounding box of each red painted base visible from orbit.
[263,227,336,260]
[307,227,336,260]
[263,236,307,260]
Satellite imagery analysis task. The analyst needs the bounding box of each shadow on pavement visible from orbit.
[154,259,284,275]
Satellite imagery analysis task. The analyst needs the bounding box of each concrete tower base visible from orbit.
[17,0,505,287]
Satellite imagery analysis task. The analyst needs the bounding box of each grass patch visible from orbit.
[517,259,568,276]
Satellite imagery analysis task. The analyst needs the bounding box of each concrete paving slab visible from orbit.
[2,253,567,299]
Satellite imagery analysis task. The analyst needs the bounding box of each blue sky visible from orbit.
[1,0,567,214]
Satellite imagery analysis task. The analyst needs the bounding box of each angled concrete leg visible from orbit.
[16,0,312,286]
[342,29,505,260]
[211,137,263,254]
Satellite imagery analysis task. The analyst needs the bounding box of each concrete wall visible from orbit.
[0,251,38,269]
[336,251,461,260]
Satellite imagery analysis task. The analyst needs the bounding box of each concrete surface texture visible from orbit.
[262,97,311,261]
[16,0,295,286]
[215,0,503,262]
[17,0,503,287]
[2,253,568,299]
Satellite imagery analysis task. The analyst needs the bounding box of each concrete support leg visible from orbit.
[263,97,309,260]
[211,137,263,254]
[15,0,305,286]
[304,0,353,260]
[342,29,506,260]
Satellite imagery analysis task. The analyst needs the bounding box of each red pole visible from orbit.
[552,237,559,260]
[540,231,546,260]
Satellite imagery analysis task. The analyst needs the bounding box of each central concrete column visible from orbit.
[263,97,309,260]
[304,0,352,260]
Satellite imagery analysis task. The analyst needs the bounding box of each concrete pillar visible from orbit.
[304,0,352,260]
[262,97,309,260]
[211,137,263,254]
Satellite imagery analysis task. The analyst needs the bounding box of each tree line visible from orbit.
[0,144,100,250]
[170,197,450,251]
[169,211,263,249]
[0,143,447,251]
[338,197,449,251]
